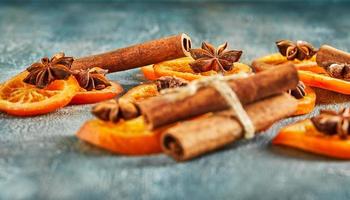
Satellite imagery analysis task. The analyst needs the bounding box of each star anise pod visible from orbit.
[276,40,318,61]
[92,99,140,122]
[311,108,350,139]
[189,42,242,73]
[72,67,111,91]
[288,81,306,99]
[23,53,74,88]
[325,63,350,81]
[155,76,188,91]
[92,99,121,122]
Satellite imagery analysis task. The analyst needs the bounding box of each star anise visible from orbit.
[155,76,188,91]
[92,98,140,122]
[23,53,74,88]
[72,67,111,91]
[189,42,242,73]
[311,108,350,139]
[288,81,306,99]
[325,63,350,81]
[92,99,121,122]
[276,40,318,61]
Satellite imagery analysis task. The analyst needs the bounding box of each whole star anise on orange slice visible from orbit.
[276,40,317,61]
[189,42,243,73]
[311,108,350,139]
[23,53,74,88]
[72,67,111,91]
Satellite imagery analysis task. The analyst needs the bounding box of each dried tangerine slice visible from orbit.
[153,57,251,81]
[140,65,159,81]
[273,119,350,159]
[252,53,326,74]
[121,83,158,102]
[293,86,316,116]
[70,82,123,105]
[76,117,164,155]
[0,71,79,116]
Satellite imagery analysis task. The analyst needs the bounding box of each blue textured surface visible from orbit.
[0,2,350,200]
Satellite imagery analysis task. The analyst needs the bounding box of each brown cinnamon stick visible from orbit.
[316,45,350,68]
[71,33,192,72]
[137,63,298,129]
[162,93,297,161]
[251,60,281,72]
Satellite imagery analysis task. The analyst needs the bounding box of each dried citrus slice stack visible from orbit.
[0,71,79,116]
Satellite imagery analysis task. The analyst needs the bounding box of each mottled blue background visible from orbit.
[0,1,350,200]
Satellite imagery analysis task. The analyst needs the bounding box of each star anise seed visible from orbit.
[23,53,74,88]
[311,108,350,139]
[276,40,317,61]
[72,67,111,91]
[189,42,242,73]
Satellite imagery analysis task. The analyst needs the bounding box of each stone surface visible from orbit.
[0,1,350,200]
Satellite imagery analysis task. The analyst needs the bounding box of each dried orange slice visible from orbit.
[273,119,350,159]
[152,57,251,81]
[298,70,350,95]
[70,82,123,105]
[0,71,79,116]
[121,83,158,101]
[141,65,159,81]
[76,83,162,155]
[252,53,326,74]
[76,117,165,155]
[293,86,316,116]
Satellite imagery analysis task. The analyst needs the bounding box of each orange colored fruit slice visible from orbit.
[273,119,350,159]
[141,65,159,81]
[294,86,316,116]
[76,117,164,155]
[153,57,251,81]
[70,82,123,105]
[298,70,350,95]
[253,53,327,74]
[121,83,158,102]
[0,71,79,116]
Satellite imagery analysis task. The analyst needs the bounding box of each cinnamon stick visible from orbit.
[251,60,282,72]
[316,45,350,68]
[137,63,298,129]
[162,93,297,161]
[71,33,192,72]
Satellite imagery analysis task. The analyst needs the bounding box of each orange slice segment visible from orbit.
[0,71,79,116]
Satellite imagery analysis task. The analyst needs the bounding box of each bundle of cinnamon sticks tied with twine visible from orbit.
[71,33,349,161]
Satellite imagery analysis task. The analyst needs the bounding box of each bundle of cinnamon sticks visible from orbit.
[137,63,299,161]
